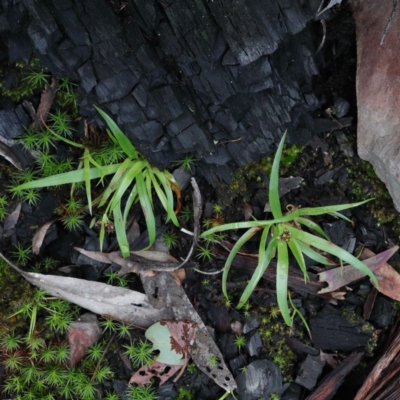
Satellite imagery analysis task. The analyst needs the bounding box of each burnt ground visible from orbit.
[1,4,400,400]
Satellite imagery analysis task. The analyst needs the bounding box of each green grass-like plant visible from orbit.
[11,107,181,257]
[201,132,376,326]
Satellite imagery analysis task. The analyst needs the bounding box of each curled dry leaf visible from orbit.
[3,202,21,237]
[32,220,56,254]
[244,203,253,221]
[0,142,22,170]
[318,246,399,295]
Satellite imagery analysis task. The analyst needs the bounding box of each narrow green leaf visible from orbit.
[297,199,371,217]
[98,158,133,207]
[99,214,108,252]
[110,161,145,213]
[222,227,261,298]
[13,163,122,190]
[29,305,37,339]
[136,173,156,249]
[238,229,277,308]
[123,185,138,223]
[288,238,309,281]
[46,124,84,148]
[201,212,299,237]
[276,239,292,326]
[113,204,130,257]
[95,106,138,160]
[286,225,379,287]
[296,217,329,240]
[269,132,287,219]
[331,211,352,223]
[153,169,179,227]
[83,149,92,215]
[145,170,154,207]
[296,240,336,265]
[289,292,311,338]
[87,152,107,182]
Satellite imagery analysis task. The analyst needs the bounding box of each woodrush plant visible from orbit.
[201,132,376,326]
[11,107,181,257]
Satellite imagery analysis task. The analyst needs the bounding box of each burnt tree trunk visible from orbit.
[0,0,323,182]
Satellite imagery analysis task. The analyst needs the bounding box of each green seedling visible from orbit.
[47,110,73,137]
[180,204,194,222]
[23,70,50,88]
[162,230,179,249]
[123,339,154,367]
[234,335,246,351]
[201,132,376,326]
[196,245,214,261]
[10,243,31,265]
[173,154,198,173]
[100,317,118,334]
[1,331,22,351]
[12,107,181,257]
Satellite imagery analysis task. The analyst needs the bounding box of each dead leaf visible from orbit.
[3,202,21,237]
[30,78,58,131]
[244,203,253,221]
[32,220,56,254]
[161,320,197,361]
[129,361,182,386]
[0,142,22,170]
[318,246,399,294]
[0,252,174,328]
[140,271,237,392]
[319,350,339,368]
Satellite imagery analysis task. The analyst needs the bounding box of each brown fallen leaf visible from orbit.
[317,246,399,297]
[30,78,58,131]
[244,202,253,221]
[0,252,173,328]
[0,142,22,170]
[32,220,56,254]
[129,361,182,386]
[319,350,339,368]
[3,202,21,237]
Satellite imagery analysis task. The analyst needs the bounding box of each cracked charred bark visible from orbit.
[0,0,322,183]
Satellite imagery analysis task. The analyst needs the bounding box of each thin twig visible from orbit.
[91,332,116,383]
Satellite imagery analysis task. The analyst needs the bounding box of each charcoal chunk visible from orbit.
[95,70,138,104]
[237,360,282,400]
[8,32,31,64]
[295,355,325,390]
[0,106,30,139]
[310,306,374,351]
[370,297,394,328]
